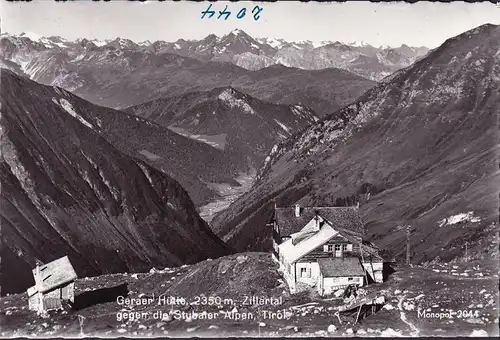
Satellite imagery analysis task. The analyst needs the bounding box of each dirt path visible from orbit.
[397,294,420,336]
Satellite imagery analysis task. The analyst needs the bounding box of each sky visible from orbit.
[1,0,499,48]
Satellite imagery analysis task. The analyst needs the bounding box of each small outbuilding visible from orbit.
[27,256,77,314]
[317,257,366,296]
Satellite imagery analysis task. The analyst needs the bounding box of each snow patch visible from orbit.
[438,212,481,227]
[277,132,288,140]
[263,155,272,168]
[3,141,36,201]
[138,163,154,186]
[19,31,42,42]
[90,39,109,47]
[274,119,291,133]
[40,37,67,48]
[56,98,94,129]
[349,40,371,48]
[71,54,85,63]
[99,169,120,200]
[218,89,255,115]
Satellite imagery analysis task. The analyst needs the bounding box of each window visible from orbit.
[335,244,341,251]
[327,245,334,252]
[342,244,348,252]
[348,277,354,281]
[300,268,311,278]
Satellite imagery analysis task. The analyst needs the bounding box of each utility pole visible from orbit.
[406,226,411,266]
[465,242,468,262]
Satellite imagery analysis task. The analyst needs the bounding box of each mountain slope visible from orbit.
[126,86,319,172]
[0,69,230,295]
[22,83,242,206]
[211,24,500,264]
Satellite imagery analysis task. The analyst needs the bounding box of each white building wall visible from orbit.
[280,258,297,293]
[373,262,383,282]
[295,261,320,287]
[28,292,43,312]
[363,261,383,283]
[321,276,364,296]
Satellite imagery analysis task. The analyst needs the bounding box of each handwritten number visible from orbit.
[201,4,215,19]
[236,8,246,19]
[252,6,263,21]
[201,5,263,21]
[218,5,231,20]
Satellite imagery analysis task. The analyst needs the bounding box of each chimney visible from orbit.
[314,215,320,231]
[294,204,300,217]
[35,264,41,291]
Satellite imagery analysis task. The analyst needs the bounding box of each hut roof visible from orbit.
[318,257,365,277]
[275,206,365,238]
[32,256,77,293]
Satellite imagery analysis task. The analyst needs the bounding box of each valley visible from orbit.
[198,169,256,223]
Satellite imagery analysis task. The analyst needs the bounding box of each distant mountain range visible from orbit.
[1,29,429,81]
[211,24,500,264]
[0,69,231,295]
[0,31,376,117]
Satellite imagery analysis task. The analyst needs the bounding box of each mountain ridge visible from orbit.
[125,85,320,186]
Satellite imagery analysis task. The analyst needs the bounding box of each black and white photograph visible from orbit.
[0,0,499,337]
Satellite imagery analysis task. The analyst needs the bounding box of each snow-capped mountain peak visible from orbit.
[1,30,430,84]
[89,38,110,47]
[18,31,42,42]
[255,37,286,49]
[230,29,246,36]
[348,40,373,48]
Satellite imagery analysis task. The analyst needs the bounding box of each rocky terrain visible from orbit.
[0,253,497,337]
[126,86,319,173]
[0,69,231,295]
[0,31,376,117]
[211,24,500,265]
